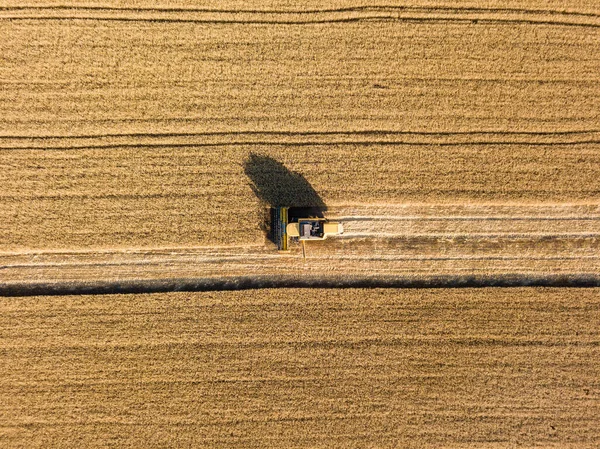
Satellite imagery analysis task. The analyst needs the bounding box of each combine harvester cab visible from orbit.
[273,207,343,252]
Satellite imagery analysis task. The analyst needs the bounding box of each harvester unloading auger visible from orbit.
[273,207,344,255]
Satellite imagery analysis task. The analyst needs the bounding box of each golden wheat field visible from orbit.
[1,1,600,447]
[1,288,599,448]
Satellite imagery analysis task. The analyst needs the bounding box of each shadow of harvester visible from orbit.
[244,153,327,243]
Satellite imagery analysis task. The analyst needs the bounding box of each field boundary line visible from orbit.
[2,274,600,296]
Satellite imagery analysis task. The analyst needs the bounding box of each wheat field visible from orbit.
[1,2,600,446]
[1,288,599,448]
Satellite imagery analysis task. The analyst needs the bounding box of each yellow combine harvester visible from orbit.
[273,207,343,252]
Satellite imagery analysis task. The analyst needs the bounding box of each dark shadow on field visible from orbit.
[244,153,327,243]
[244,153,327,209]
[3,274,600,297]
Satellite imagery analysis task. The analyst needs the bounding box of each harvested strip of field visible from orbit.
[331,204,600,237]
[1,288,598,447]
[2,203,598,285]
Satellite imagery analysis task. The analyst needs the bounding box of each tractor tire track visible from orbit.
[2,130,600,150]
[1,6,600,28]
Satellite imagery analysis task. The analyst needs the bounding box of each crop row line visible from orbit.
[1,6,599,28]
[0,6,598,18]
[2,130,599,139]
